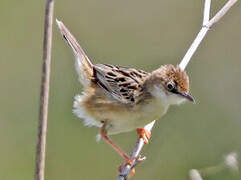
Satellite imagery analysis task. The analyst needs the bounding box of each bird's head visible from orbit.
[146,64,194,105]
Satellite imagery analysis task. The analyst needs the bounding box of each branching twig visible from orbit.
[35,0,54,180]
[117,0,237,179]
[179,0,237,71]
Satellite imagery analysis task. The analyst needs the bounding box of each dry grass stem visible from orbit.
[35,0,55,180]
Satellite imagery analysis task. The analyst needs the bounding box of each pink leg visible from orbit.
[100,122,136,176]
[100,129,129,161]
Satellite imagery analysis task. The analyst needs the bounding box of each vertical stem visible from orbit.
[203,0,211,25]
[35,0,54,180]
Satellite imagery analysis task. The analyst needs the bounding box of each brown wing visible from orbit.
[93,64,150,104]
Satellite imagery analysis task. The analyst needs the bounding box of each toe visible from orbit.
[137,128,151,144]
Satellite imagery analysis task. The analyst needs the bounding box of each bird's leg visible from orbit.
[119,128,151,176]
[137,128,151,144]
[100,121,129,161]
[100,121,135,175]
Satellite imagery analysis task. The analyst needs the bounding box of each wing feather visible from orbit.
[94,64,150,104]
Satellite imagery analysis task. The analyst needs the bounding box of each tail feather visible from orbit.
[56,19,93,86]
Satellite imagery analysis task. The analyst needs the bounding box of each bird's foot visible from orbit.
[137,128,151,144]
[118,155,146,178]
[118,158,135,176]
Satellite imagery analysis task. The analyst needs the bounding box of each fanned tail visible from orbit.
[56,19,93,86]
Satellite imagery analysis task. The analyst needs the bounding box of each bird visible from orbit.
[56,19,194,173]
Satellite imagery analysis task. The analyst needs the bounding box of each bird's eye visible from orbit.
[167,82,174,91]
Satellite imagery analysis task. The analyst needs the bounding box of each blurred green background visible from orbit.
[0,0,241,179]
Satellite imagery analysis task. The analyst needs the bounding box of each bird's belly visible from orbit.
[73,93,168,135]
[105,99,168,135]
[106,111,156,135]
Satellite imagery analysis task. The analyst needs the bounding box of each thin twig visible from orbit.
[35,0,54,180]
[179,0,237,71]
[117,121,155,180]
[203,0,211,25]
[206,0,238,28]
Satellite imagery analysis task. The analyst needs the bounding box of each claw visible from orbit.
[118,158,136,177]
[137,128,151,144]
[118,155,146,178]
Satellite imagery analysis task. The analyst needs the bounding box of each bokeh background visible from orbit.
[0,0,241,179]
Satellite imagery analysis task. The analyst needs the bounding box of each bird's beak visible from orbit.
[179,92,195,103]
